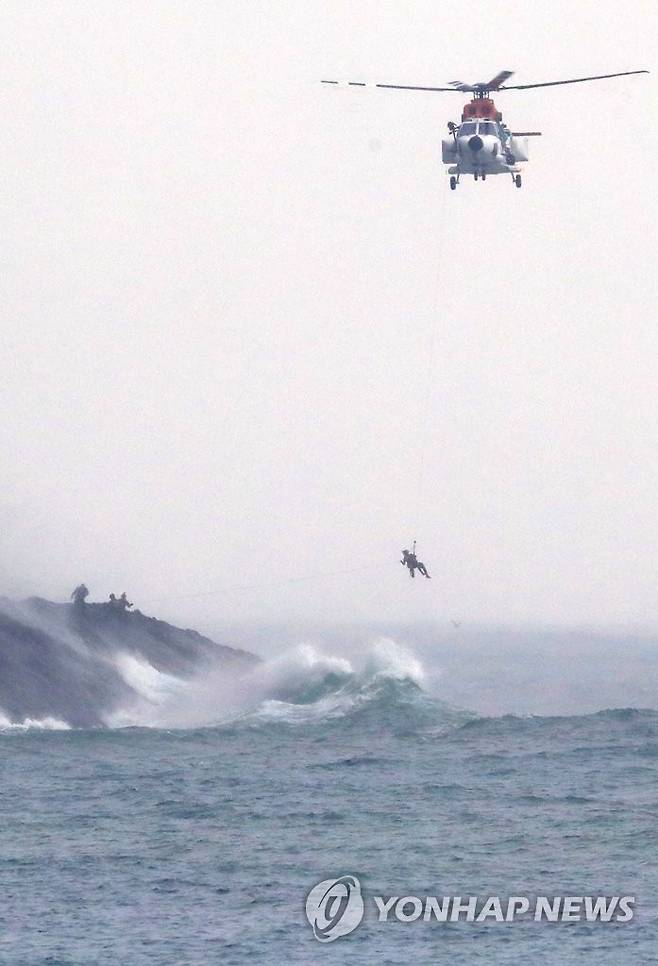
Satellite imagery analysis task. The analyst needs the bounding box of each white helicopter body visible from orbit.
[442,117,530,188]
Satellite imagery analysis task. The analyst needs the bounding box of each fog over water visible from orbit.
[2,1,656,633]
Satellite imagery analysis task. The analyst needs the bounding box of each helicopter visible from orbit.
[321,69,648,189]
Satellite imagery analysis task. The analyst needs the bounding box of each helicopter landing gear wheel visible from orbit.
[515,174,522,188]
[482,173,486,181]
[450,176,457,191]
[474,172,478,181]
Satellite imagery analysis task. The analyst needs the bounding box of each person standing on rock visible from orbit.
[70,584,89,608]
[117,592,133,612]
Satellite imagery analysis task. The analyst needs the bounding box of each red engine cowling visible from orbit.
[461,98,502,122]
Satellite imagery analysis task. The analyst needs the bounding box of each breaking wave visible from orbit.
[104,638,454,731]
[231,639,444,730]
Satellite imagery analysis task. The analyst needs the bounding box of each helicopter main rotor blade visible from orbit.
[485,70,514,89]
[320,79,462,92]
[377,83,467,92]
[500,69,648,90]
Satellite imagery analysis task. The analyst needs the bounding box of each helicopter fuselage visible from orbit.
[441,97,530,188]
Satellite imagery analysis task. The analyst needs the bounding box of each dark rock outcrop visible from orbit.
[0,597,257,728]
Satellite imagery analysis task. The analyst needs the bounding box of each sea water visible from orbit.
[1,637,658,964]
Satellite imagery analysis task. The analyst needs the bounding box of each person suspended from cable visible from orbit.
[400,543,431,579]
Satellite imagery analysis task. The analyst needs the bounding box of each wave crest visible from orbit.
[229,639,451,732]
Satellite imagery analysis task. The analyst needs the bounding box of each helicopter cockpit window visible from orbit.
[459,122,477,136]
[478,122,498,136]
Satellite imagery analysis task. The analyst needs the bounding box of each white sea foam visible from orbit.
[0,709,71,731]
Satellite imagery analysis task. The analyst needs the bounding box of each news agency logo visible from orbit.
[305,875,635,943]
[305,875,365,943]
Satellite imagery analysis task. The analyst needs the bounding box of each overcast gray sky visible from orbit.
[1,0,656,630]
